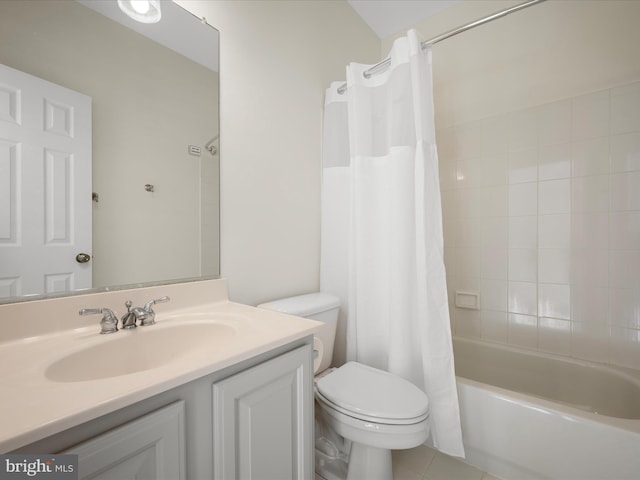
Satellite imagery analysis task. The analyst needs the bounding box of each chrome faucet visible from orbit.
[140,296,170,326]
[79,307,119,334]
[121,296,171,329]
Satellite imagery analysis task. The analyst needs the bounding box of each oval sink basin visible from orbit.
[45,323,236,383]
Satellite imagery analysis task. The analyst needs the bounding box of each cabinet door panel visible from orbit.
[213,345,313,480]
[65,401,185,480]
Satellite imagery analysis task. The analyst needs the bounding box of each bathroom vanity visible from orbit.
[0,279,319,479]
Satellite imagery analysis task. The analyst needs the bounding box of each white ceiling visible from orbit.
[347,0,462,39]
[77,0,219,72]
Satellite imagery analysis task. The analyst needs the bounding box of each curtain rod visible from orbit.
[337,0,547,95]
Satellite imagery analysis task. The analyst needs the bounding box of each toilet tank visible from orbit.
[258,293,340,373]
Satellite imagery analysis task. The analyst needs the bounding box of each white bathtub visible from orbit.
[453,337,640,480]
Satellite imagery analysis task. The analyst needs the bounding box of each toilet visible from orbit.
[259,293,430,480]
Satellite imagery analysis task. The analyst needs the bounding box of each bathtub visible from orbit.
[453,337,640,480]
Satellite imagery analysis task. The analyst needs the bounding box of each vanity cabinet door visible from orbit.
[212,345,313,480]
[65,401,185,480]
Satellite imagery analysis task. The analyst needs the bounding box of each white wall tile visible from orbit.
[456,247,483,279]
[481,309,508,343]
[572,175,609,213]
[456,276,482,292]
[437,127,456,160]
[609,288,640,329]
[443,217,456,248]
[507,313,538,349]
[571,321,610,364]
[480,186,507,217]
[509,182,537,216]
[508,147,537,184]
[448,81,640,369]
[610,250,640,289]
[457,158,484,187]
[454,121,483,159]
[455,308,482,338]
[572,249,608,287]
[539,283,571,319]
[538,249,570,284]
[572,284,608,324]
[481,247,508,280]
[539,179,570,214]
[508,281,537,315]
[610,171,640,211]
[609,327,640,369]
[481,278,508,311]
[481,153,508,186]
[571,90,610,141]
[509,249,537,282]
[539,214,570,249]
[610,132,640,173]
[571,136,610,177]
[480,216,508,250]
[609,212,640,250]
[457,187,488,219]
[610,81,640,135]
[441,189,458,221]
[444,248,457,281]
[538,99,572,146]
[455,218,483,248]
[446,275,457,323]
[539,143,571,180]
[539,317,571,355]
[508,216,537,249]
[572,213,608,249]
[482,115,509,156]
[508,108,538,150]
[439,154,458,191]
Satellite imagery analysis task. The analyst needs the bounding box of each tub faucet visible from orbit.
[120,296,170,328]
[79,307,119,334]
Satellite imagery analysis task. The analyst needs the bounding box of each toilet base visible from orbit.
[347,443,392,480]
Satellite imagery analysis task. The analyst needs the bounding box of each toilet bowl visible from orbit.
[258,293,430,480]
[315,361,429,480]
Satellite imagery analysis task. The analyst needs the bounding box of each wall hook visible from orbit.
[145,184,155,192]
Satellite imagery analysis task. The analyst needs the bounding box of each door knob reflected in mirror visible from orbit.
[76,253,91,264]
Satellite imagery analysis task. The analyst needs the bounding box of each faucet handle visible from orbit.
[79,307,119,334]
[120,300,139,329]
[140,296,171,326]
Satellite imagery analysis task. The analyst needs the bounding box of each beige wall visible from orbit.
[177,1,379,305]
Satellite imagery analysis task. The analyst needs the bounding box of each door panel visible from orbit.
[0,63,92,298]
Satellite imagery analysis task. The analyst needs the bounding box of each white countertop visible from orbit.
[0,279,321,452]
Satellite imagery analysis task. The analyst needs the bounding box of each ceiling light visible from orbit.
[117,0,162,24]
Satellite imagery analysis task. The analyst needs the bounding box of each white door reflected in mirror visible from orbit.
[0,63,92,298]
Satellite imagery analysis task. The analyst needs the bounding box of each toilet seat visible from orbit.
[315,389,428,425]
[315,362,429,425]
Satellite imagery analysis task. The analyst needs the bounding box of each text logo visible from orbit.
[0,455,77,480]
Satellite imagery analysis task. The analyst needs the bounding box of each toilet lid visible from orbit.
[316,362,429,421]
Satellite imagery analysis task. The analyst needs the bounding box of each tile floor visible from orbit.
[392,445,503,480]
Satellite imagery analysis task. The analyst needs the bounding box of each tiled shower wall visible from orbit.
[438,81,640,369]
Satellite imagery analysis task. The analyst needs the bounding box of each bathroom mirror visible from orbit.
[0,0,220,303]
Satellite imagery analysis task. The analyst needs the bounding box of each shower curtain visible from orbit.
[320,30,464,457]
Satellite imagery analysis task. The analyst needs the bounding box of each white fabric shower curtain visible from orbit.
[321,30,464,457]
